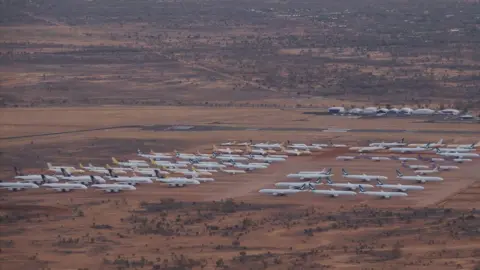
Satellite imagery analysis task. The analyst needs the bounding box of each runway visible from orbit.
[1,124,479,141]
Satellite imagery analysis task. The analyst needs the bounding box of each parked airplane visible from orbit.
[414,166,440,175]
[433,164,459,171]
[220,168,247,175]
[297,168,329,174]
[247,154,286,163]
[434,147,475,153]
[408,139,444,148]
[336,156,359,161]
[42,183,88,192]
[214,154,249,161]
[435,149,479,158]
[452,158,472,163]
[446,142,479,149]
[325,178,373,190]
[192,162,226,170]
[168,168,212,177]
[401,162,430,170]
[156,177,200,187]
[174,151,210,160]
[396,170,444,183]
[358,185,408,199]
[302,183,357,197]
[369,138,406,148]
[391,156,418,161]
[230,161,268,171]
[341,169,388,182]
[287,143,322,151]
[137,149,172,159]
[275,180,323,190]
[251,142,283,150]
[213,145,243,154]
[105,170,154,185]
[258,188,305,196]
[375,180,424,192]
[106,164,133,173]
[149,150,174,158]
[286,169,333,180]
[13,167,58,184]
[0,182,39,191]
[370,156,391,161]
[112,157,149,167]
[91,184,136,193]
[47,163,84,174]
[80,163,128,175]
[389,147,427,154]
[150,159,189,168]
[417,155,445,162]
[245,146,276,155]
[349,146,385,153]
[59,169,106,185]
[191,177,215,183]
[280,146,311,156]
[133,168,170,177]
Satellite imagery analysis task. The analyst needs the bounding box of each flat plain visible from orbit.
[1,107,479,270]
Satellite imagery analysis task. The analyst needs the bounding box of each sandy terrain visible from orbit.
[0,106,479,270]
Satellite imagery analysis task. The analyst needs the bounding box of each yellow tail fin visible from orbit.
[112,157,119,164]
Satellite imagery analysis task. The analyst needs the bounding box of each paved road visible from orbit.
[1,124,479,141]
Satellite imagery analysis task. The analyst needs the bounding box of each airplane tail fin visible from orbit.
[60,168,71,177]
[137,149,142,154]
[79,163,85,169]
[47,162,52,169]
[150,149,155,154]
[396,169,403,177]
[326,168,332,175]
[376,179,383,185]
[154,169,162,178]
[358,185,365,192]
[106,164,112,169]
[149,158,156,165]
[438,139,443,145]
[112,157,119,164]
[13,166,21,176]
[401,138,405,143]
[326,177,333,184]
[107,168,115,177]
[341,168,348,176]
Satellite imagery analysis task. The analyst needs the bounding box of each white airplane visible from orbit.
[417,155,445,162]
[192,177,215,183]
[47,163,84,174]
[195,150,213,159]
[280,146,311,156]
[213,145,243,154]
[453,158,472,163]
[258,188,305,196]
[275,180,323,190]
[0,182,39,191]
[369,138,406,148]
[13,167,58,184]
[435,149,479,158]
[134,168,170,177]
[150,159,189,168]
[268,154,290,158]
[247,154,286,163]
[105,164,132,173]
[287,143,322,151]
[401,162,430,170]
[370,156,391,162]
[231,161,268,171]
[220,141,237,146]
[336,156,359,161]
[414,166,440,175]
[245,146,276,155]
[112,157,149,168]
[80,163,127,175]
[446,142,479,149]
[214,154,249,161]
[137,149,172,159]
[91,184,136,193]
[432,164,459,171]
[286,169,333,180]
[58,169,106,184]
[105,170,154,185]
[434,147,474,153]
[168,168,212,177]
[408,139,444,148]
[341,169,388,182]
[192,162,226,170]
[395,170,444,183]
[325,178,374,190]
[375,180,424,192]
[309,184,357,197]
[149,150,174,158]
[389,147,427,154]
[358,185,408,199]
[174,151,211,161]
[220,168,246,175]
[298,168,329,174]
[314,142,348,148]
[251,142,283,150]
[42,183,88,192]
[156,177,200,187]
[349,146,385,153]
[391,156,418,161]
